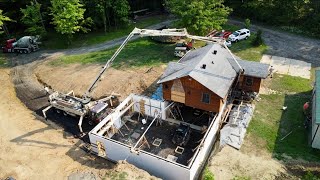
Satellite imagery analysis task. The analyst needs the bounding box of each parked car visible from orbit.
[228,29,250,42]
[172,123,191,146]
[213,31,232,39]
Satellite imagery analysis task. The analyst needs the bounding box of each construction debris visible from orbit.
[220,103,255,149]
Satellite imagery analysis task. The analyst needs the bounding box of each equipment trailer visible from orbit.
[43,27,233,135]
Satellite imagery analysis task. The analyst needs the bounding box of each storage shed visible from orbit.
[311,70,320,149]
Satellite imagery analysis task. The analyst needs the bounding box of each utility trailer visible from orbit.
[42,91,116,134]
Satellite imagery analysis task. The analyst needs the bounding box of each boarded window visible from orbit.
[201,93,210,104]
[245,77,253,86]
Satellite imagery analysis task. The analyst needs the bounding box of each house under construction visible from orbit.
[89,42,269,179]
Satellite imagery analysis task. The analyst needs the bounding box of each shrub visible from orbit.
[245,18,251,29]
[252,29,263,46]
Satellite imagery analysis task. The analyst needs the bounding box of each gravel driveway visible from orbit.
[229,19,320,67]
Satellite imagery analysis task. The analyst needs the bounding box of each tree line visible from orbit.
[1,0,319,43]
[225,0,320,37]
[0,0,162,42]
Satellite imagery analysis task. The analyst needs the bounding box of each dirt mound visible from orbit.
[34,61,166,101]
[208,146,286,180]
[0,68,157,180]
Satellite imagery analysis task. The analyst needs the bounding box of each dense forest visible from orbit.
[0,0,320,42]
[0,0,164,40]
[226,0,320,36]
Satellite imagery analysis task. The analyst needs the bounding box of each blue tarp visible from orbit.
[151,85,163,101]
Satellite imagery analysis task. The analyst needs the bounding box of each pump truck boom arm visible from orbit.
[82,27,241,100]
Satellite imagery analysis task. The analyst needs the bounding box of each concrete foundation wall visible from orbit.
[190,103,225,179]
[132,94,168,119]
[89,94,223,180]
[89,134,190,180]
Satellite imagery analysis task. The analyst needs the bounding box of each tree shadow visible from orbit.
[273,91,320,177]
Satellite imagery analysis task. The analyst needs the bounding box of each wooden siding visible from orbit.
[161,76,224,113]
[239,75,262,93]
[171,79,185,103]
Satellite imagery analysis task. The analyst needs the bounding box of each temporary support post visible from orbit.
[78,115,84,133]
[138,136,150,149]
[42,105,52,119]
[131,102,174,152]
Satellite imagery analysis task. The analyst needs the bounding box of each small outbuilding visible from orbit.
[311,70,320,149]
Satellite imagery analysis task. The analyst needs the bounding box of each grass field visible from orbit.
[0,54,7,67]
[51,38,178,68]
[229,35,268,62]
[248,74,320,161]
[221,24,268,62]
[43,15,169,49]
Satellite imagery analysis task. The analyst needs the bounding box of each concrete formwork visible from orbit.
[89,94,225,180]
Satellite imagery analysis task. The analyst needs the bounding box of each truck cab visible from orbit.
[88,102,111,125]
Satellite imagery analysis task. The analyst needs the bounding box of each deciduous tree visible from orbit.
[112,0,130,28]
[0,9,11,35]
[21,1,46,36]
[50,0,92,42]
[166,0,231,35]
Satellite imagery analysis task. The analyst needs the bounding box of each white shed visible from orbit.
[311,70,320,149]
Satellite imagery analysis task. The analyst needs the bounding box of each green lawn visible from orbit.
[0,54,7,67]
[229,34,268,62]
[42,15,169,49]
[51,38,178,68]
[247,74,320,161]
[221,23,268,62]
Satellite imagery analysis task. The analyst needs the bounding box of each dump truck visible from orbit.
[2,36,40,53]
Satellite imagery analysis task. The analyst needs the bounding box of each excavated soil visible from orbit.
[34,59,166,101]
[0,68,157,180]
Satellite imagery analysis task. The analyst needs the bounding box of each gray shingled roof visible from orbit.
[237,59,269,78]
[157,44,270,98]
[158,44,239,98]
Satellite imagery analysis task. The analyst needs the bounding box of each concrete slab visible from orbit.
[260,54,272,64]
[260,54,311,79]
[288,58,311,79]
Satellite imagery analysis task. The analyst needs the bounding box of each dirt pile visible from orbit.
[0,68,155,180]
[34,61,166,100]
[208,146,286,180]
